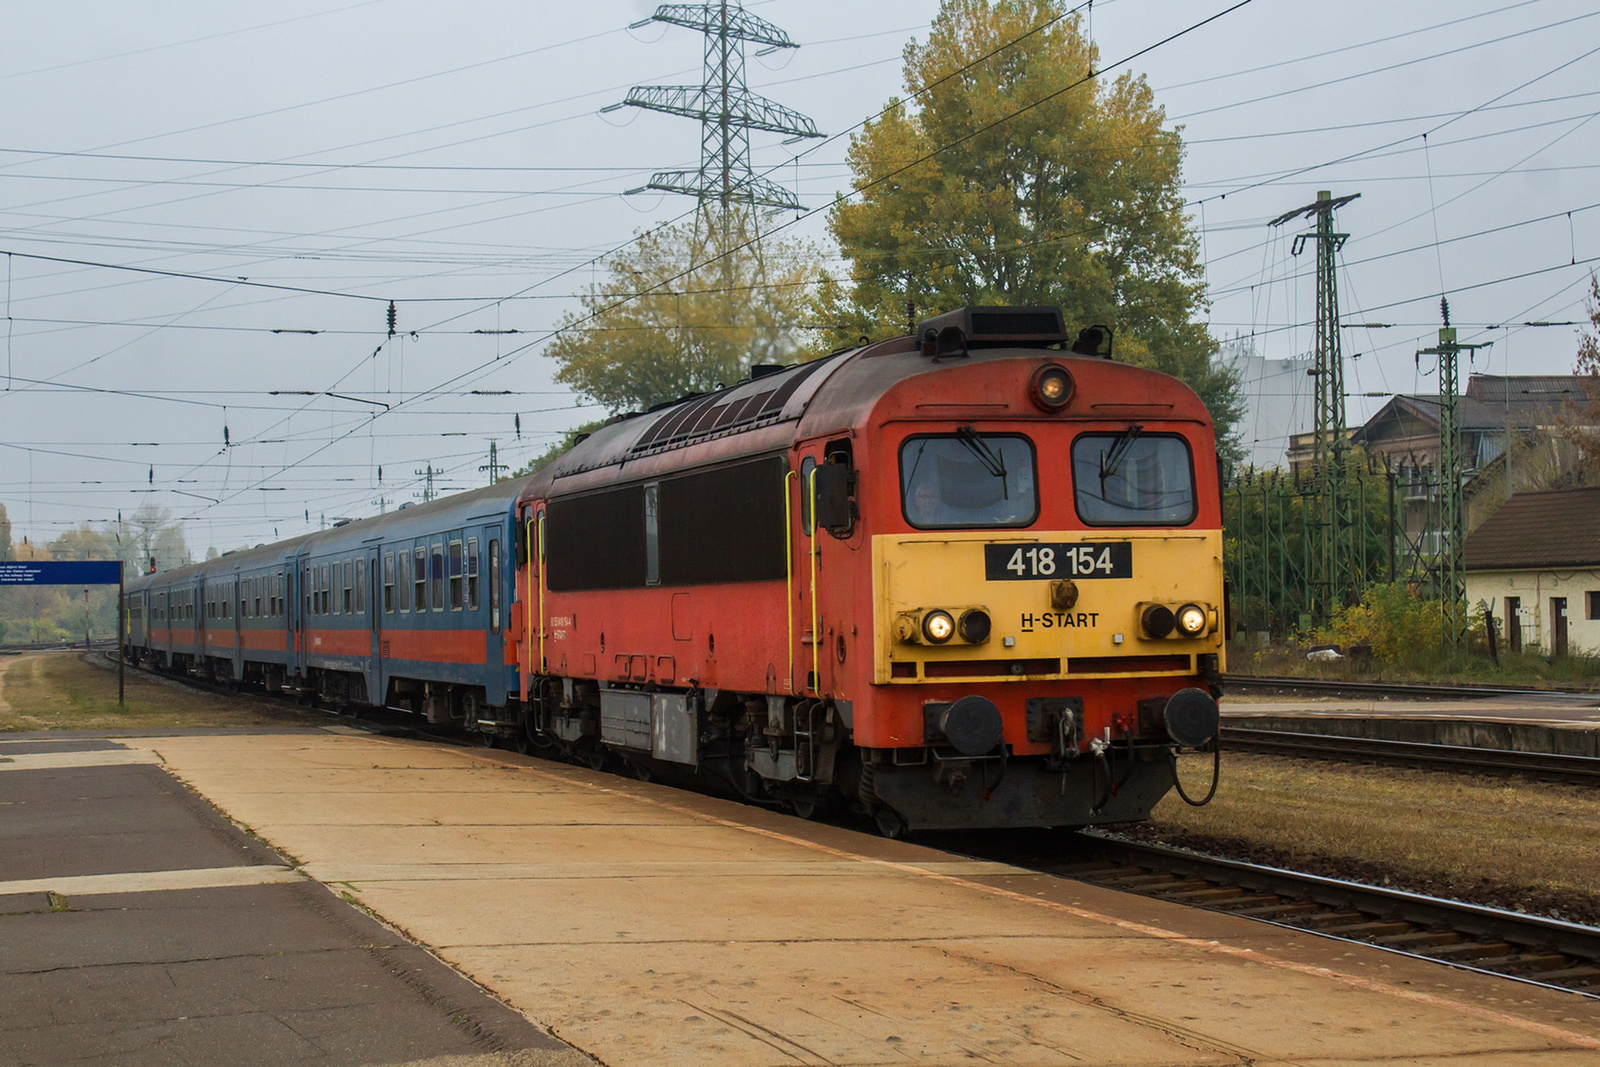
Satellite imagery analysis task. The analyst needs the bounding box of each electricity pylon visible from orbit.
[1416,299,1490,653]
[1271,190,1360,625]
[414,465,437,504]
[609,2,824,215]
[479,440,505,484]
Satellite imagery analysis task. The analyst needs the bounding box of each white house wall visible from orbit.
[1466,568,1600,656]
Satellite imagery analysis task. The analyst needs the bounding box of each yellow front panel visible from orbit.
[871,531,1226,684]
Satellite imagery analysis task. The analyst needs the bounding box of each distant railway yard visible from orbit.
[7,649,1600,1063]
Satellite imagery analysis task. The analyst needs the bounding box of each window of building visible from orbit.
[383,553,395,613]
[449,540,464,610]
[1588,591,1600,621]
[466,538,479,611]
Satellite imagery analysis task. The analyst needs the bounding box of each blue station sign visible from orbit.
[0,560,123,586]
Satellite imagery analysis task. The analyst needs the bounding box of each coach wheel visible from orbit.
[480,729,496,749]
[789,798,818,821]
[633,762,652,783]
[874,808,907,839]
[586,747,607,772]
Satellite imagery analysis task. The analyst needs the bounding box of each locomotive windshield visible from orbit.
[1071,432,1195,525]
[899,432,1037,528]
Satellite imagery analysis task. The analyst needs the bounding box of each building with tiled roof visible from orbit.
[1464,487,1600,657]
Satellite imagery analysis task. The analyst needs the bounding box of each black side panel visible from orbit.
[659,455,788,586]
[546,486,647,591]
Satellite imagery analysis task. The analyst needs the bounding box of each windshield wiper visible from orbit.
[955,425,1009,498]
[1100,424,1144,481]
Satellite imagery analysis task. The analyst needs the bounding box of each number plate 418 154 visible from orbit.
[983,542,1132,580]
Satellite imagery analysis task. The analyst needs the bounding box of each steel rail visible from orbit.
[1056,833,1600,996]
[1222,726,1600,784]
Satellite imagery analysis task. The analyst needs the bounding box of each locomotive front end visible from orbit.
[849,310,1224,832]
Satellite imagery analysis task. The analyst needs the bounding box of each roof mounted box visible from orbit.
[913,305,1112,359]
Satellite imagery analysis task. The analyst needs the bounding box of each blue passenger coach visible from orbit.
[124,478,529,736]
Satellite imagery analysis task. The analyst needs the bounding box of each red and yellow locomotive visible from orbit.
[509,306,1222,833]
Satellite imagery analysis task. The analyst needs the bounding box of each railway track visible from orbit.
[1221,673,1599,700]
[1050,834,1600,998]
[1222,726,1600,784]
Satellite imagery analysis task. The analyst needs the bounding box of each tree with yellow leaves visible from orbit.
[820,0,1239,450]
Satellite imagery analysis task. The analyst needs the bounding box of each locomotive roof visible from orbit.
[521,329,1199,498]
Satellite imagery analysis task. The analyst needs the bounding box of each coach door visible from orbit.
[366,548,381,704]
[479,524,506,705]
[293,549,310,680]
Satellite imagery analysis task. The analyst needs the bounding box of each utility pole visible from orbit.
[479,440,505,484]
[607,1,824,225]
[372,494,391,515]
[1270,190,1360,624]
[1416,299,1490,653]
[414,465,437,504]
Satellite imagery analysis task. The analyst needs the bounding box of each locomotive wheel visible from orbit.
[633,762,652,783]
[480,730,496,749]
[515,729,532,755]
[789,798,818,821]
[874,808,907,839]
[586,748,607,771]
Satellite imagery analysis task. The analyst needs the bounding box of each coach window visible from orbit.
[343,560,354,615]
[643,484,661,585]
[449,539,464,610]
[466,538,479,610]
[488,539,501,634]
[899,432,1038,529]
[304,566,313,617]
[413,546,426,611]
[320,563,331,615]
[355,559,367,615]
[1070,431,1196,526]
[431,542,445,611]
[383,553,395,613]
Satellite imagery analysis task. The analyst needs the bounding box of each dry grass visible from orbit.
[0,651,324,731]
[1148,751,1600,919]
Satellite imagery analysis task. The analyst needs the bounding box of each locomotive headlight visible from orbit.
[1141,603,1176,639]
[1176,602,1208,637]
[922,609,956,644]
[1029,363,1074,411]
[957,608,991,644]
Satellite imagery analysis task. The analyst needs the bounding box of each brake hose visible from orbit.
[1170,735,1221,807]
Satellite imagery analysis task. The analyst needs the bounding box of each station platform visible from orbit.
[1222,692,1600,756]
[24,726,1592,1066]
[1222,691,1600,727]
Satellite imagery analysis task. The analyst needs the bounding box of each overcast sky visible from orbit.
[0,0,1595,551]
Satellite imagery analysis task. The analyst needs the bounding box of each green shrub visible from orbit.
[1320,582,1454,665]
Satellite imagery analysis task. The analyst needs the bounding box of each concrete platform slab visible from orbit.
[127,730,1600,1066]
[0,739,583,1066]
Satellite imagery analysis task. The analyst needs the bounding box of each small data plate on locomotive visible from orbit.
[984,542,1132,580]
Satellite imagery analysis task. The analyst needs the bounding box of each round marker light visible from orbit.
[1141,604,1175,639]
[1176,603,1207,637]
[958,609,991,644]
[1029,363,1074,411]
[922,609,955,644]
